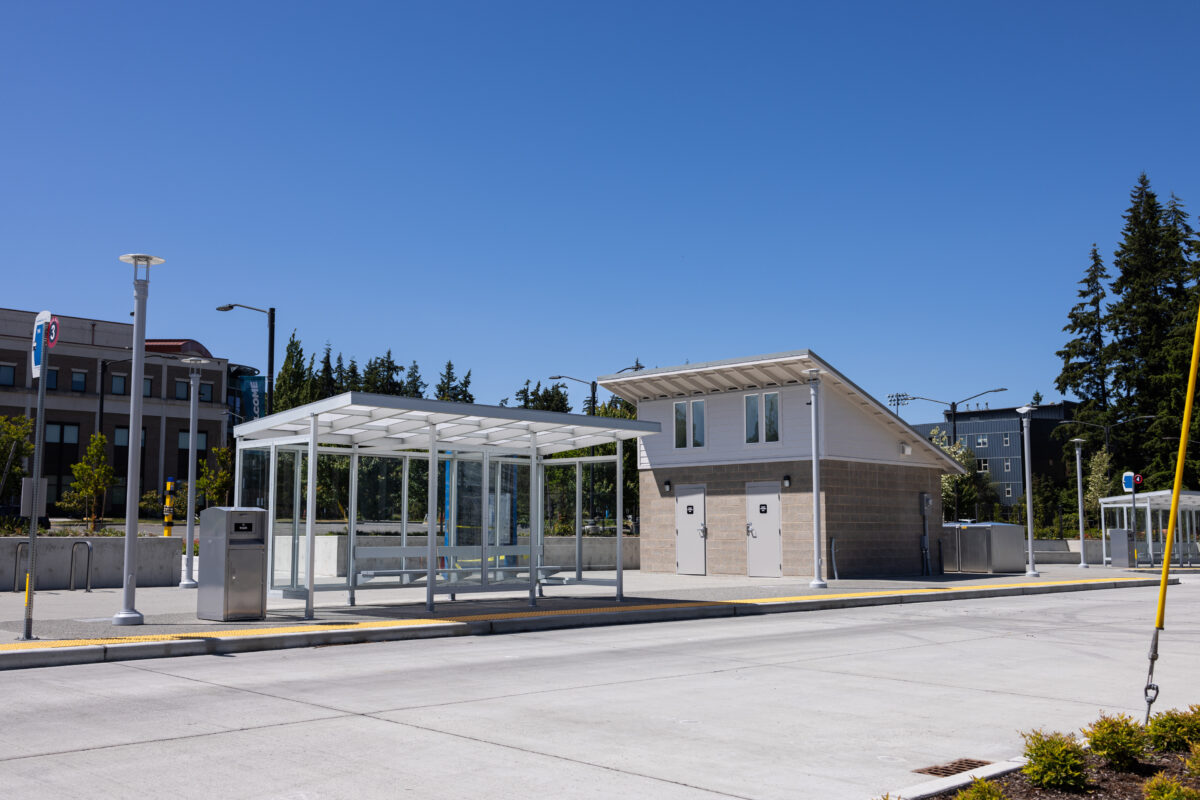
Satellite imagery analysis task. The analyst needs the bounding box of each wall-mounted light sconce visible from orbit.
[663,480,672,493]
[783,475,791,488]
[899,442,912,456]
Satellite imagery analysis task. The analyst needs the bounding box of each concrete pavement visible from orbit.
[2,578,1198,800]
[0,564,1176,670]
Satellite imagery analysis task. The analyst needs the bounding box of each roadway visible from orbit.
[2,578,1197,799]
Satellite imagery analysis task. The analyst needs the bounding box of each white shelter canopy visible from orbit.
[233,391,659,455]
[232,393,660,617]
[1099,490,1200,512]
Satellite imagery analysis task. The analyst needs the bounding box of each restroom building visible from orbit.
[598,351,964,579]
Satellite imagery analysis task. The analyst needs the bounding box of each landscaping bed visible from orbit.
[894,707,1200,800]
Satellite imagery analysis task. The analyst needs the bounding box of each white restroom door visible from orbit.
[675,485,707,575]
[746,481,782,577]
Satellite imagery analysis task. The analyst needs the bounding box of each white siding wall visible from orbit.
[638,383,943,470]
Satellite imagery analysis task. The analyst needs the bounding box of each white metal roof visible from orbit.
[598,349,965,474]
[233,392,660,456]
[1099,490,1200,512]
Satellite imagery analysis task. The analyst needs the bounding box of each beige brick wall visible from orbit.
[640,460,943,578]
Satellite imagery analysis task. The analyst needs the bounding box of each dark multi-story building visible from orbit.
[0,308,235,515]
[912,401,1076,508]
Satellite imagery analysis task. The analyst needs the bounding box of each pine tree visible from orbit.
[334,353,347,393]
[272,331,309,412]
[1055,245,1110,419]
[314,344,337,400]
[512,380,571,412]
[345,358,362,392]
[400,360,426,398]
[362,350,402,395]
[435,361,474,403]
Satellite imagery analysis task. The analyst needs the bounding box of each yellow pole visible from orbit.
[163,479,174,537]
[24,573,31,608]
[1155,295,1200,629]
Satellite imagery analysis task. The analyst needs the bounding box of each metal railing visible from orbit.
[70,540,93,592]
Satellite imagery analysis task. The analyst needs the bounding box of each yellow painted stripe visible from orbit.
[0,576,1153,654]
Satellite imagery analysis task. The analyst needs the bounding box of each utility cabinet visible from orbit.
[939,522,1026,574]
[198,507,267,621]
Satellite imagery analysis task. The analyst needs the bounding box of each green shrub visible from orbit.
[954,777,1007,799]
[1083,711,1147,769]
[1148,709,1200,752]
[1021,729,1088,791]
[1143,772,1200,800]
[1184,742,1200,779]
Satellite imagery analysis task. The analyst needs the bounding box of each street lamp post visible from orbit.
[114,253,165,626]
[217,303,275,416]
[895,387,1008,520]
[1055,416,1156,452]
[807,369,826,588]
[180,357,210,589]
[1071,437,1087,568]
[1017,404,1040,578]
[550,374,599,521]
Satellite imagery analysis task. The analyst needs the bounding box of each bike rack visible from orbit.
[70,540,93,592]
[12,541,28,592]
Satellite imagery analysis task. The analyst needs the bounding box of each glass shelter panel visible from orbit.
[271,449,299,590]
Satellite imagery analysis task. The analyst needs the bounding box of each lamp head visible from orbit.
[216,304,235,312]
[119,253,165,266]
[1016,405,1034,415]
[548,375,563,380]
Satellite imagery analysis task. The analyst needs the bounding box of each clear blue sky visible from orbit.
[4,1,1198,422]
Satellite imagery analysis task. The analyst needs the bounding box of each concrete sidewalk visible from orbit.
[0,564,1177,670]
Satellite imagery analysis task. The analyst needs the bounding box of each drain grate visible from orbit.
[914,758,992,777]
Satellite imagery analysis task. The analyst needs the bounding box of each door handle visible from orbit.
[699,524,708,539]
[746,523,755,538]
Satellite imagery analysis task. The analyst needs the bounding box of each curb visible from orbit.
[890,757,1026,799]
[0,577,1168,671]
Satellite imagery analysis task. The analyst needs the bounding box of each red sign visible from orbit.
[46,316,59,348]
[1134,474,1144,486]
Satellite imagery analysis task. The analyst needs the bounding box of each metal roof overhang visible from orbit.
[598,349,966,475]
[233,391,661,456]
[1099,490,1200,512]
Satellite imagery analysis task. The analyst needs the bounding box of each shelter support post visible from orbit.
[481,451,490,588]
[575,462,583,582]
[304,416,318,620]
[348,445,359,607]
[427,427,437,612]
[616,438,624,602]
[267,442,277,590]
[234,437,244,506]
[529,441,538,607]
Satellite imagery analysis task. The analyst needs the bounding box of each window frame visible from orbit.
[46,368,58,390]
[143,377,153,398]
[198,382,214,403]
[0,363,14,387]
[111,373,127,396]
[744,392,782,446]
[673,399,706,449]
[174,379,189,401]
[70,370,87,393]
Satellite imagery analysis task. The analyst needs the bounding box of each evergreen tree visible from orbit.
[400,360,426,398]
[1106,175,1199,485]
[345,358,362,392]
[435,360,473,402]
[314,344,337,400]
[1055,245,1110,421]
[362,350,402,395]
[511,380,571,412]
[272,331,310,412]
[334,353,347,393]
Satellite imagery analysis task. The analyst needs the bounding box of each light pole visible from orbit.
[896,387,1007,521]
[1055,416,1155,452]
[217,303,275,415]
[180,357,210,589]
[807,368,826,588]
[114,253,165,626]
[1071,437,1087,568]
[1017,404,1040,578]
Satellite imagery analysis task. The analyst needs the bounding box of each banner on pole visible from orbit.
[239,376,266,420]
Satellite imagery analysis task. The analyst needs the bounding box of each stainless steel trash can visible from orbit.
[1109,528,1137,568]
[940,523,1026,573]
[198,507,267,621]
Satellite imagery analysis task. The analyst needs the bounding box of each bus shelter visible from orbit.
[1098,490,1200,567]
[232,392,660,617]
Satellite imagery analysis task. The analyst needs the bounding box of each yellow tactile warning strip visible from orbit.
[0,576,1152,653]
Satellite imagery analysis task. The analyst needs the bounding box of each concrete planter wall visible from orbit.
[1033,538,1199,565]
[287,534,640,579]
[0,537,181,592]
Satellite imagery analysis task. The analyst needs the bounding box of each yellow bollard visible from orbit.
[163,479,174,537]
